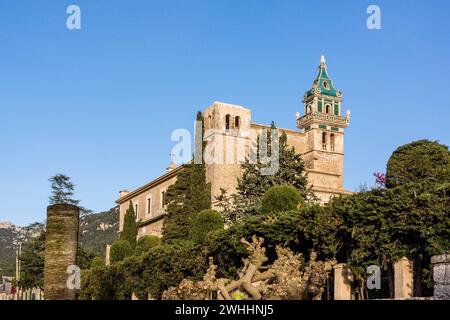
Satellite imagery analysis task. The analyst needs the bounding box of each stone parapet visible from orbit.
[431,254,450,300]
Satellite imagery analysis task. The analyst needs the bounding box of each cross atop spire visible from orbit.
[320,54,326,66]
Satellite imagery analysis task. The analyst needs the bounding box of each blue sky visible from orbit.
[0,0,449,225]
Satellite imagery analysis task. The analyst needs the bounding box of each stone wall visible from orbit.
[432,254,450,300]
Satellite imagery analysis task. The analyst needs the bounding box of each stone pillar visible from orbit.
[431,254,450,300]
[105,244,111,266]
[44,204,79,300]
[334,263,353,300]
[394,257,413,299]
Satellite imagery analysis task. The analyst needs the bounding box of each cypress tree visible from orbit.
[120,201,138,248]
[162,111,211,243]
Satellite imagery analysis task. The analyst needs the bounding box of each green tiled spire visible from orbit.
[305,55,342,98]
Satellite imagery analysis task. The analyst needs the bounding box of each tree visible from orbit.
[48,174,80,206]
[261,185,303,214]
[80,240,207,300]
[189,209,224,244]
[206,208,326,278]
[91,257,105,269]
[226,123,312,222]
[48,174,92,215]
[386,140,450,188]
[135,235,161,256]
[18,233,45,290]
[127,240,207,299]
[329,181,450,298]
[382,140,450,296]
[162,111,211,243]
[110,240,133,264]
[77,247,97,270]
[120,202,138,248]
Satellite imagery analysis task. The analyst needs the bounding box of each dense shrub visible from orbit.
[261,185,303,213]
[80,266,115,300]
[328,182,450,297]
[386,140,450,188]
[91,256,105,269]
[206,205,341,277]
[80,240,207,300]
[190,209,224,244]
[135,235,161,256]
[135,240,207,299]
[110,240,133,264]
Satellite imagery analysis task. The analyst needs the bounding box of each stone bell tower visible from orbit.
[296,55,350,202]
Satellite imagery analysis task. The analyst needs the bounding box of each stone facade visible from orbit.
[431,254,450,300]
[116,56,352,238]
[117,166,181,238]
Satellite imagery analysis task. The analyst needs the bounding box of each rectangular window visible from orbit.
[147,197,151,216]
[319,124,327,129]
[134,204,138,217]
[318,100,323,113]
[331,127,339,132]
[334,105,339,116]
[304,125,311,132]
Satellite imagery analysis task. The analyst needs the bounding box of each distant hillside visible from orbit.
[0,222,44,276]
[0,207,119,276]
[79,207,120,257]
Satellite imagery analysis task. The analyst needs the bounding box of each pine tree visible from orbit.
[48,174,80,206]
[48,174,92,215]
[162,111,211,243]
[18,232,45,290]
[228,123,313,222]
[120,201,138,248]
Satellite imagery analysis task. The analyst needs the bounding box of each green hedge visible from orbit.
[135,235,161,256]
[110,240,133,264]
[80,240,207,300]
[261,185,303,214]
[190,209,224,244]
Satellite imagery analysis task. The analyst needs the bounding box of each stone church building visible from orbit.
[116,56,352,238]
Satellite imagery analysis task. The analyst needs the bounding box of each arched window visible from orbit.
[322,132,327,150]
[235,116,240,129]
[206,115,212,128]
[225,114,230,130]
[330,134,335,151]
[308,105,312,114]
[325,104,331,114]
